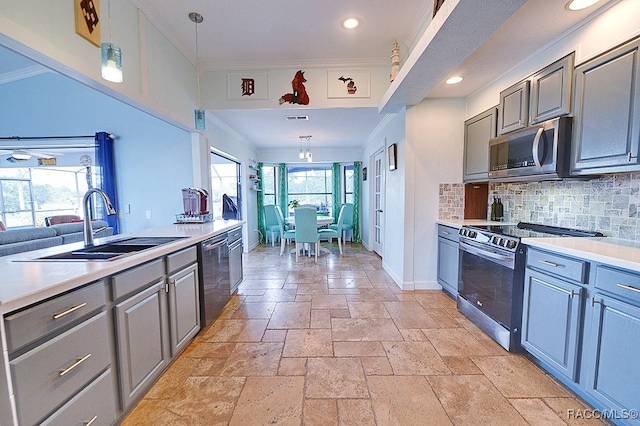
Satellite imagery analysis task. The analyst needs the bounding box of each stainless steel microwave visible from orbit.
[488,117,572,182]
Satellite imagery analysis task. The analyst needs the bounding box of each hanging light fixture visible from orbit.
[101,0,123,83]
[189,12,206,130]
[299,135,312,162]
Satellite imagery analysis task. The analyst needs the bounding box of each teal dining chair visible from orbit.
[329,203,354,245]
[294,206,320,261]
[263,205,280,246]
[318,212,343,254]
[276,205,295,255]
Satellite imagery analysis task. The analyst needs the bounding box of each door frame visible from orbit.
[370,148,385,257]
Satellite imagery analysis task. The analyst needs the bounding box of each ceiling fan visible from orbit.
[0,149,64,162]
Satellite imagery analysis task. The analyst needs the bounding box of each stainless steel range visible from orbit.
[457,222,602,352]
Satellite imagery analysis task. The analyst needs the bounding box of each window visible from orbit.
[287,165,332,213]
[210,152,241,220]
[343,164,354,204]
[0,166,90,228]
[262,165,276,205]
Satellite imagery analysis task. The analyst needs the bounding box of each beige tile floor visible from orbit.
[121,242,605,425]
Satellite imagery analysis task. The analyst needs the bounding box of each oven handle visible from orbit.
[202,238,228,251]
[459,240,514,264]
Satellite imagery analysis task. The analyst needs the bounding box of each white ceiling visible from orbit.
[0,0,618,152]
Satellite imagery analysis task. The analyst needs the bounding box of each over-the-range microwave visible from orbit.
[488,116,572,182]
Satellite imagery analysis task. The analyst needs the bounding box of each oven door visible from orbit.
[458,239,515,330]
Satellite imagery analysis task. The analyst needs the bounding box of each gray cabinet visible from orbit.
[584,265,640,424]
[463,107,497,182]
[521,268,583,381]
[572,36,640,174]
[167,246,200,356]
[436,224,459,297]
[529,53,574,124]
[522,248,588,382]
[114,280,169,409]
[498,80,530,135]
[498,53,574,135]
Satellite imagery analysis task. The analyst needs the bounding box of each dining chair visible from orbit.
[318,216,342,254]
[294,206,320,261]
[263,205,280,246]
[329,203,354,245]
[276,205,295,255]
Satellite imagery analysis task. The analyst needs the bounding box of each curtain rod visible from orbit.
[0,135,94,141]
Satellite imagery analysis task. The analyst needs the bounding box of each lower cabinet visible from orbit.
[168,262,200,356]
[585,294,640,423]
[521,269,583,381]
[437,224,459,297]
[114,280,170,409]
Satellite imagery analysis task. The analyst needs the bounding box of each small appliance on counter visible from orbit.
[176,188,212,223]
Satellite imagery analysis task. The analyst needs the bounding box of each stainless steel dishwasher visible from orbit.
[227,226,243,294]
[197,233,230,328]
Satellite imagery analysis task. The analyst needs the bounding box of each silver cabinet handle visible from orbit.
[628,152,638,162]
[53,302,87,319]
[59,353,91,376]
[538,259,564,268]
[85,415,98,426]
[591,297,602,307]
[441,231,450,235]
[617,283,640,294]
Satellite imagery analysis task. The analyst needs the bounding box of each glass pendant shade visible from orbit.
[101,43,123,83]
[195,109,206,130]
[298,149,305,159]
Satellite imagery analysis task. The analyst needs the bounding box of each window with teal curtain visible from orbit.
[331,163,340,223]
[256,163,266,243]
[278,163,288,215]
[352,161,361,243]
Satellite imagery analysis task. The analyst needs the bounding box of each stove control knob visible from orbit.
[469,231,477,238]
[491,236,499,245]
[506,240,517,249]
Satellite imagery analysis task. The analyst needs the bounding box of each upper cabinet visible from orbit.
[529,53,574,124]
[571,36,640,175]
[464,107,497,182]
[498,53,574,135]
[498,80,530,135]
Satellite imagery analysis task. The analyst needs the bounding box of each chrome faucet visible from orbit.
[83,188,116,246]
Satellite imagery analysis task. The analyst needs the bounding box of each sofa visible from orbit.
[0,220,114,257]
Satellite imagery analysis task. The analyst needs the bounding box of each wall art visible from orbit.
[388,143,397,171]
[228,72,269,100]
[327,70,370,98]
[75,0,101,47]
[279,70,309,105]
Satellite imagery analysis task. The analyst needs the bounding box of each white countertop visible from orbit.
[522,236,640,273]
[436,218,517,228]
[0,220,244,314]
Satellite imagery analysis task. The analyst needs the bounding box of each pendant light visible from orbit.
[190,12,206,130]
[101,0,123,83]
[299,135,312,162]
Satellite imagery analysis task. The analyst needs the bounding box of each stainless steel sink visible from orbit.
[25,236,187,261]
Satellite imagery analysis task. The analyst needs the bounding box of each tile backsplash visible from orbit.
[439,173,640,241]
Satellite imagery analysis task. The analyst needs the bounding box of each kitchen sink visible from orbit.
[24,236,187,261]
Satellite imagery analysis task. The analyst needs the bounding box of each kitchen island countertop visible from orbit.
[0,220,244,314]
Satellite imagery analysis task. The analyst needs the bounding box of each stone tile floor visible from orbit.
[121,242,604,425]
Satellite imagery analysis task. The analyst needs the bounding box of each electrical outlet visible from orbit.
[145,210,152,219]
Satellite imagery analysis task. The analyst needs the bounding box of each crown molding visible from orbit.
[0,64,52,85]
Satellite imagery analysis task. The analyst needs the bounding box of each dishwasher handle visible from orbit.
[228,239,243,251]
[202,238,228,251]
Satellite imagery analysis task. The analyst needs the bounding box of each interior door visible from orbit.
[372,150,384,256]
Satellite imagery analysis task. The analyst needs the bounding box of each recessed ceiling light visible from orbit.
[342,18,359,29]
[566,0,600,11]
[446,76,463,85]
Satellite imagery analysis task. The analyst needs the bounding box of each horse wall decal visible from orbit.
[279,70,310,105]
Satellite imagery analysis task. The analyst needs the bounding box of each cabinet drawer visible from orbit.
[437,225,460,243]
[595,265,640,305]
[112,258,164,300]
[527,248,588,283]
[11,312,111,426]
[167,245,197,274]
[4,280,105,354]
[42,369,116,426]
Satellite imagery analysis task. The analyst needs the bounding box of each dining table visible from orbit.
[285,215,334,255]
